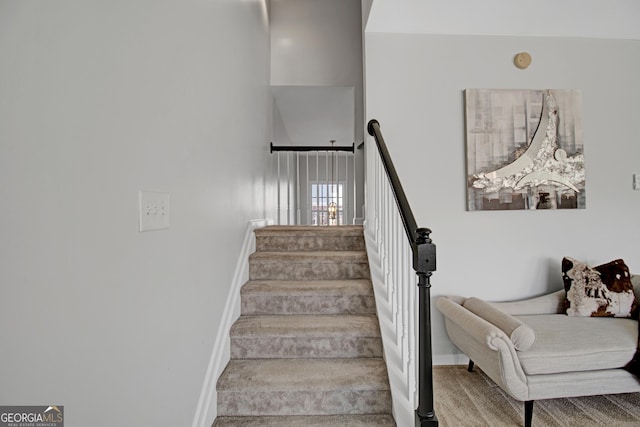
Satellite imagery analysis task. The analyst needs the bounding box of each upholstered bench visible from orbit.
[437,269,640,427]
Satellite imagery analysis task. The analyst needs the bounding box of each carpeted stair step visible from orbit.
[216,358,391,417]
[240,279,376,315]
[212,226,394,426]
[249,251,370,281]
[255,225,366,252]
[212,414,396,426]
[230,314,382,359]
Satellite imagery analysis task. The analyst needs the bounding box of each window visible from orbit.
[311,183,343,225]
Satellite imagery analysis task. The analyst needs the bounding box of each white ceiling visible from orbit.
[272,0,639,148]
[366,0,640,40]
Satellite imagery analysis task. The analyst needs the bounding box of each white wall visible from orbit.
[364,33,640,363]
[0,1,271,425]
[271,0,366,222]
[361,0,373,27]
[271,0,364,141]
[272,86,355,146]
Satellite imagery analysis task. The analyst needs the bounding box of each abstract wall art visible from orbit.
[465,89,585,211]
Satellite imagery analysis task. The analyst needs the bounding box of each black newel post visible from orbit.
[414,228,438,426]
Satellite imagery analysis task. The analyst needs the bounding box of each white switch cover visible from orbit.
[633,174,640,191]
[139,190,170,232]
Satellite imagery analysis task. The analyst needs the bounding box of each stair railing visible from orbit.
[270,142,357,226]
[366,119,438,426]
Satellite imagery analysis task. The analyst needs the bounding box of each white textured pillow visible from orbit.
[562,257,636,317]
[463,297,536,351]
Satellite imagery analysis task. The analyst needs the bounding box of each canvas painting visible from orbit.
[465,89,585,211]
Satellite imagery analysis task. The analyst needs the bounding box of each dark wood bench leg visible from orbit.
[524,400,534,427]
[467,359,533,426]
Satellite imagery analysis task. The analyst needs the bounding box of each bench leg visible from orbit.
[524,400,534,427]
[467,360,474,372]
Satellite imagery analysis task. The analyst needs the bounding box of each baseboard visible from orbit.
[433,354,468,366]
[191,218,274,427]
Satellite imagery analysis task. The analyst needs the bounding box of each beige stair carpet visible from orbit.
[212,226,395,427]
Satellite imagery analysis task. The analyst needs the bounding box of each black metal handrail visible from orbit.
[367,119,438,426]
[270,142,355,153]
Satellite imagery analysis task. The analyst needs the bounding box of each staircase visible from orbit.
[212,225,395,426]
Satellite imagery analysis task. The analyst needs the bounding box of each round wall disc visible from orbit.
[514,52,532,69]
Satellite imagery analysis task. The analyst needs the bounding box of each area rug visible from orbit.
[433,365,640,426]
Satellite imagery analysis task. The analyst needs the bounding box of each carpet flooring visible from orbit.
[434,365,640,426]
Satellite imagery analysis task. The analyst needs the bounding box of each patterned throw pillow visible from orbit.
[562,257,637,317]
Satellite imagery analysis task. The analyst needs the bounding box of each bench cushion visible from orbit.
[515,314,637,375]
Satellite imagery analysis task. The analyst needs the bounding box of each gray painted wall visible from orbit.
[0,1,272,425]
[271,0,366,222]
[365,33,640,363]
[271,0,364,142]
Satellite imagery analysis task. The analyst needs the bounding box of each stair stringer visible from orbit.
[364,221,417,427]
[191,218,274,427]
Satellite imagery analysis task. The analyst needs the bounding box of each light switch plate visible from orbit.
[139,190,170,232]
[634,174,640,191]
